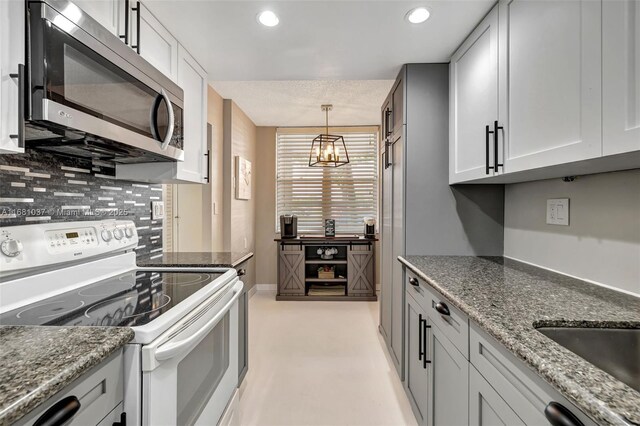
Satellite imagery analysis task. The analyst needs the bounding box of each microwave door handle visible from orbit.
[159,89,175,150]
[154,281,243,362]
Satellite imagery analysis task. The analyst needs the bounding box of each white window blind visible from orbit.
[276,128,378,234]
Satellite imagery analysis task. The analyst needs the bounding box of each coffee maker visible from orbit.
[364,217,376,239]
[280,215,298,239]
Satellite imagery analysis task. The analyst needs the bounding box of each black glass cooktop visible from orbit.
[0,270,225,327]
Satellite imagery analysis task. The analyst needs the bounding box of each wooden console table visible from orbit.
[274,236,377,301]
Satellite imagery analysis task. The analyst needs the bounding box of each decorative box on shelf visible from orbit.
[318,266,335,279]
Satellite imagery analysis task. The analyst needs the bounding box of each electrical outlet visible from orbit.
[546,198,569,226]
[151,201,165,220]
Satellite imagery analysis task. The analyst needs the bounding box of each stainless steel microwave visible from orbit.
[24,0,184,163]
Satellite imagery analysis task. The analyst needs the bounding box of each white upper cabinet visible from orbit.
[449,6,500,184]
[136,2,179,82]
[73,0,124,38]
[176,44,208,182]
[603,0,640,156]
[0,0,25,154]
[499,0,602,173]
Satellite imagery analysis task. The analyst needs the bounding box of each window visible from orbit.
[276,127,378,234]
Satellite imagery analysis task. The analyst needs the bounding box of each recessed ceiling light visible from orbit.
[406,7,430,24]
[257,11,279,27]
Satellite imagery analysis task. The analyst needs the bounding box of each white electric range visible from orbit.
[0,220,243,426]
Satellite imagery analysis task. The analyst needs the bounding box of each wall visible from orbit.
[0,150,163,261]
[504,169,640,295]
[223,100,257,287]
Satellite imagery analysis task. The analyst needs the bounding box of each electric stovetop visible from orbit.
[0,270,225,327]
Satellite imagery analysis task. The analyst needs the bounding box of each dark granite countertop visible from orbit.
[0,326,134,425]
[137,251,254,268]
[399,256,640,426]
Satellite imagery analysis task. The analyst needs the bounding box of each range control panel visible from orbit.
[0,220,138,276]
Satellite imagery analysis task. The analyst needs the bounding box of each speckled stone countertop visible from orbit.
[399,256,640,426]
[137,251,253,268]
[0,326,134,425]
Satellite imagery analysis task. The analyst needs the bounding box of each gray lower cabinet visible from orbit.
[236,257,254,386]
[429,323,469,426]
[278,245,305,295]
[405,291,429,425]
[469,365,525,426]
[17,350,124,426]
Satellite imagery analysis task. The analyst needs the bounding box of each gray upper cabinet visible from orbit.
[381,64,503,380]
[450,0,640,184]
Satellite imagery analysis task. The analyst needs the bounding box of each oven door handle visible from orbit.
[154,281,243,362]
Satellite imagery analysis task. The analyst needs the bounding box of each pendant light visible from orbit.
[308,105,350,167]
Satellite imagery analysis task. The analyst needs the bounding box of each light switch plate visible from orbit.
[546,198,569,226]
[151,201,165,220]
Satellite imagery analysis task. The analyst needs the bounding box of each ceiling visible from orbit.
[145,0,495,126]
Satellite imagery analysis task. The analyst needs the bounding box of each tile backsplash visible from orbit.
[0,149,163,261]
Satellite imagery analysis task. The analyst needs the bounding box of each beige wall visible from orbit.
[504,169,640,295]
[223,100,257,252]
[255,127,278,285]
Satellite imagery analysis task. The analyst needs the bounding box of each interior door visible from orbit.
[499,0,602,172]
[602,0,640,155]
[449,6,500,183]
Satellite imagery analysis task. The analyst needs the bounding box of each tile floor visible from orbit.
[237,291,417,426]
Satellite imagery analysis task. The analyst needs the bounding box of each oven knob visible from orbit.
[101,230,113,242]
[125,227,133,238]
[113,228,124,240]
[1,239,23,257]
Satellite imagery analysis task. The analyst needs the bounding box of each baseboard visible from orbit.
[255,283,277,292]
[247,285,257,299]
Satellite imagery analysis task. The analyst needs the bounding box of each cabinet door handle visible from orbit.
[113,412,127,426]
[493,120,504,172]
[435,302,450,316]
[385,109,393,138]
[8,64,25,149]
[120,0,129,44]
[130,1,141,53]
[422,319,431,368]
[485,124,494,175]
[409,277,419,287]
[418,313,424,361]
[33,396,81,426]
[384,141,392,169]
[544,402,584,426]
[204,150,210,182]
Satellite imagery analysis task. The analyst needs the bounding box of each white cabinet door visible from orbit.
[176,45,208,183]
[0,0,25,154]
[603,0,640,156]
[137,2,179,82]
[73,0,124,38]
[449,6,499,183]
[499,0,602,173]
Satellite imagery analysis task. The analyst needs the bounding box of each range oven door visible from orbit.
[26,0,184,163]
[141,280,242,426]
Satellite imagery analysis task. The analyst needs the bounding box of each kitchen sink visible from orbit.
[536,326,640,392]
